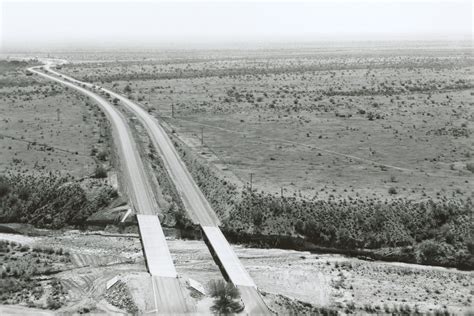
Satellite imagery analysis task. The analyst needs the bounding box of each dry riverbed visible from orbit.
[0,229,472,315]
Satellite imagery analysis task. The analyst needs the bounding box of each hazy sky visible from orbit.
[1,0,472,51]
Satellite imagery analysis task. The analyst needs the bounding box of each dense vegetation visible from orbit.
[176,139,474,269]
[232,191,473,268]
[0,172,117,228]
[104,281,139,314]
[0,60,33,71]
[0,60,43,88]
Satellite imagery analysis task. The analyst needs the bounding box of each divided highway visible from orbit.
[44,63,220,227]
[98,74,272,316]
[29,65,190,315]
[41,63,271,315]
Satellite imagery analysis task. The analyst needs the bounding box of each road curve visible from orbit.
[29,66,158,215]
[43,64,220,227]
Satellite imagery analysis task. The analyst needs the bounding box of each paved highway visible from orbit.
[29,65,190,314]
[101,87,221,227]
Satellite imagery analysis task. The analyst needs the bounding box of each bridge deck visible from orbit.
[151,276,191,314]
[238,285,272,315]
[202,226,272,314]
[136,214,177,278]
[202,226,255,287]
[137,215,192,313]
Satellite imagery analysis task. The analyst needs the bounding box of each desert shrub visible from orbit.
[0,176,10,198]
[123,84,132,93]
[96,150,108,161]
[251,208,264,226]
[19,245,30,252]
[433,308,450,316]
[46,296,62,310]
[388,187,397,195]
[208,280,243,314]
[17,186,30,200]
[94,166,107,178]
[418,240,446,264]
[295,219,305,233]
[104,281,138,314]
[174,203,194,229]
[466,163,474,173]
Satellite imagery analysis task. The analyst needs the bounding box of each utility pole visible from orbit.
[56,108,61,121]
[201,127,204,145]
[171,103,175,118]
[249,173,253,191]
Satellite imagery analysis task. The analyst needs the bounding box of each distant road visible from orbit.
[29,64,190,314]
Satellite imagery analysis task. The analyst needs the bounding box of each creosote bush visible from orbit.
[0,177,11,197]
